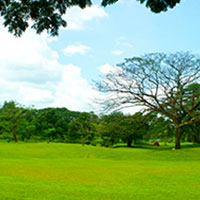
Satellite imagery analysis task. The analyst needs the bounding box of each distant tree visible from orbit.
[68,112,98,144]
[183,123,200,144]
[0,101,27,142]
[0,0,180,37]
[96,52,200,149]
[32,107,80,141]
[181,83,200,143]
[145,112,175,144]
[119,112,149,147]
[97,112,124,147]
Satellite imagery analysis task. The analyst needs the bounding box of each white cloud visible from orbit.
[0,27,96,111]
[63,5,108,30]
[19,87,54,104]
[99,64,118,74]
[50,64,97,111]
[63,44,91,56]
[112,50,124,55]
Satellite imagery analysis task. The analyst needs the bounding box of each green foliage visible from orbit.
[31,107,80,141]
[97,112,124,146]
[138,0,180,13]
[182,122,200,144]
[1,0,181,36]
[0,102,82,143]
[145,112,175,144]
[0,101,27,142]
[0,97,199,146]
[102,0,180,13]
[97,112,149,147]
[119,112,149,146]
[68,112,98,144]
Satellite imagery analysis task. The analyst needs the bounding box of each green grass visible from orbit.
[0,142,200,200]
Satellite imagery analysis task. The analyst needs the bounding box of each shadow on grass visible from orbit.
[113,143,200,151]
[181,143,200,149]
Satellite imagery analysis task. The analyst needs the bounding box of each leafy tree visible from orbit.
[96,52,200,149]
[0,101,27,142]
[32,107,80,141]
[145,112,175,144]
[68,112,98,144]
[97,112,124,147]
[97,112,149,147]
[0,0,180,37]
[183,123,200,144]
[119,112,149,147]
[181,83,200,143]
[102,0,180,12]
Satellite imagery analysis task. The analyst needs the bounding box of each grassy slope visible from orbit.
[0,142,200,200]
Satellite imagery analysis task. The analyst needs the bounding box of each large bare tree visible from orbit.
[96,52,200,149]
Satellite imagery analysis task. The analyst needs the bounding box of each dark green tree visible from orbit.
[0,101,27,142]
[181,83,200,143]
[97,112,125,147]
[96,52,200,149]
[145,112,175,144]
[183,123,200,144]
[0,0,180,37]
[119,112,149,147]
[68,112,98,144]
[32,107,80,142]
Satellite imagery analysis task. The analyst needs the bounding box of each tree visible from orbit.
[183,122,200,144]
[119,112,149,147]
[0,0,180,37]
[97,112,125,147]
[96,52,200,149]
[181,83,200,143]
[145,112,175,144]
[0,101,27,142]
[68,112,98,144]
[32,107,80,142]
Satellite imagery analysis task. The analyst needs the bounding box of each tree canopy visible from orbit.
[0,0,180,36]
[96,52,200,149]
[0,100,200,148]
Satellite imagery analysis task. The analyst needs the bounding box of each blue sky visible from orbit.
[0,0,200,112]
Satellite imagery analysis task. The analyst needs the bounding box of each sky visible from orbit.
[0,0,200,113]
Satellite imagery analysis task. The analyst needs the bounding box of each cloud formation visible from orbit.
[112,50,124,55]
[63,5,108,30]
[0,27,95,111]
[99,64,118,74]
[63,44,91,56]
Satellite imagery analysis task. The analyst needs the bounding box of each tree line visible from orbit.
[0,52,200,149]
[0,100,199,147]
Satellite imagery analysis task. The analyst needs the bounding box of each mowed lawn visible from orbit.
[0,142,200,200]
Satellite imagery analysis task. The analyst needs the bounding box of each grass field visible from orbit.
[0,142,200,200]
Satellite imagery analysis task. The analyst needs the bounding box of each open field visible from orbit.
[0,142,200,200]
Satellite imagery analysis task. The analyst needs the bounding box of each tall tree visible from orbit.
[0,101,27,142]
[68,112,98,144]
[145,112,175,144]
[0,0,180,37]
[96,52,200,149]
[119,112,149,147]
[97,112,125,147]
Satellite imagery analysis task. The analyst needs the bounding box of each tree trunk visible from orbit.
[175,127,181,149]
[12,122,18,142]
[13,130,18,142]
[127,139,132,147]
